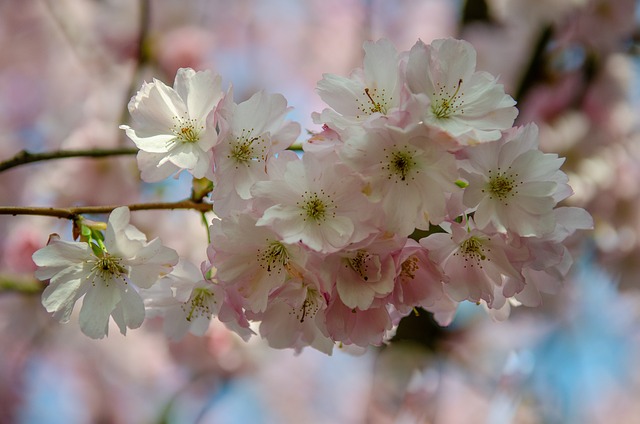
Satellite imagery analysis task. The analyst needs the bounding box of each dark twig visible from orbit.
[0,148,138,173]
[0,199,212,221]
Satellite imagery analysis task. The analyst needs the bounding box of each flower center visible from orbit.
[259,240,290,273]
[345,250,373,281]
[483,168,520,204]
[228,129,266,167]
[399,255,419,282]
[170,114,202,145]
[455,236,490,269]
[305,199,325,219]
[89,253,127,286]
[292,286,321,324]
[382,149,418,183]
[356,87,391,118]
[182,287,217,322]
[431,78,464,119]
[298,190,335,223]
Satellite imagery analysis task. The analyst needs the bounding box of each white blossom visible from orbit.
[32,207,178,338]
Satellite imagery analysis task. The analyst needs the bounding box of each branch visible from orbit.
[0,199,212,220]
[0,275,44,296]
[0,148,138,173]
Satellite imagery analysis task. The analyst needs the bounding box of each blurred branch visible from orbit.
[460,0,493,26]
[0,275,44,295]
[514,25,553,104]
[119,0,152,129]
[0,199,212,220]
[0,148,138,173]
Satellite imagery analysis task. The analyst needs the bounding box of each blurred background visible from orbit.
[1,0,640,422]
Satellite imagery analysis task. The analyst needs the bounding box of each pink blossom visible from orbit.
[420,220,527,307]
[321,234,402,311]
[212,89,300,201]
[388,239,447,315]
[142,260,222,339]
[255,277,334,354]
[339,123,460,235]
[251,151,377,253]
[460,124,572,237]
[324,296,393,347]
[405,38,518,144]
[208,212,307,313]
[314,38,408,134]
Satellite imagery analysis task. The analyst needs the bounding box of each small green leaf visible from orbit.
[81,225,92,237]
[91,229,104,242]
[90,242,103,257]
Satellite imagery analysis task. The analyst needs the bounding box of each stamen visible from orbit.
[259,241,290,273]
[292,287,321,323]
[297,190,336,223]
[182,287,216,322]
[229,129,265,166]
[364,88,385,114]
[355,87,390,118]
[400,255,419,281]
[382,149,417,183]
[346,250,372,281]
[432,78,464,119]
[460,236,486,260]
[482,168,520,204]
[454,236,491,270]
[89,253,127,286]
[169,113,203,147]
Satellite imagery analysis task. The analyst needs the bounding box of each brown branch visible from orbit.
[0,199,212,220]
[0,148,139,173]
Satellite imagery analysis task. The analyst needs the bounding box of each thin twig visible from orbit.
[0,148,138,173]
[0,199,212,220]
[0,275,44,296]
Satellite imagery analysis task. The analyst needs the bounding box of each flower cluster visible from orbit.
[33,38,591,353]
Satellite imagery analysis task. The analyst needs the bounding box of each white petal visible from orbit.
[105,207,145,259]
[41,266,86,322]
[137,151,180,182]
[173,68,222,124]
[78,279,121,339]
[111,285,145,334]
[32,240,91,270]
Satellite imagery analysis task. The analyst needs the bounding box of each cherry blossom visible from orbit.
[387,239,448,316]
[460,124,572,237]
[314,38,407,134]
[212,89,300,203]
[208,211,307,313]
[120,68,223,181]
[24,36,592,354]
[405,38,518,144]
[251,151,377,253]
[419,219,528,307]
[142,260,223,339]
[254,276,334,354]
[32,207,178,338]
[322,234,402,311]
[324,297,393,347]
[339,123,460,235]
